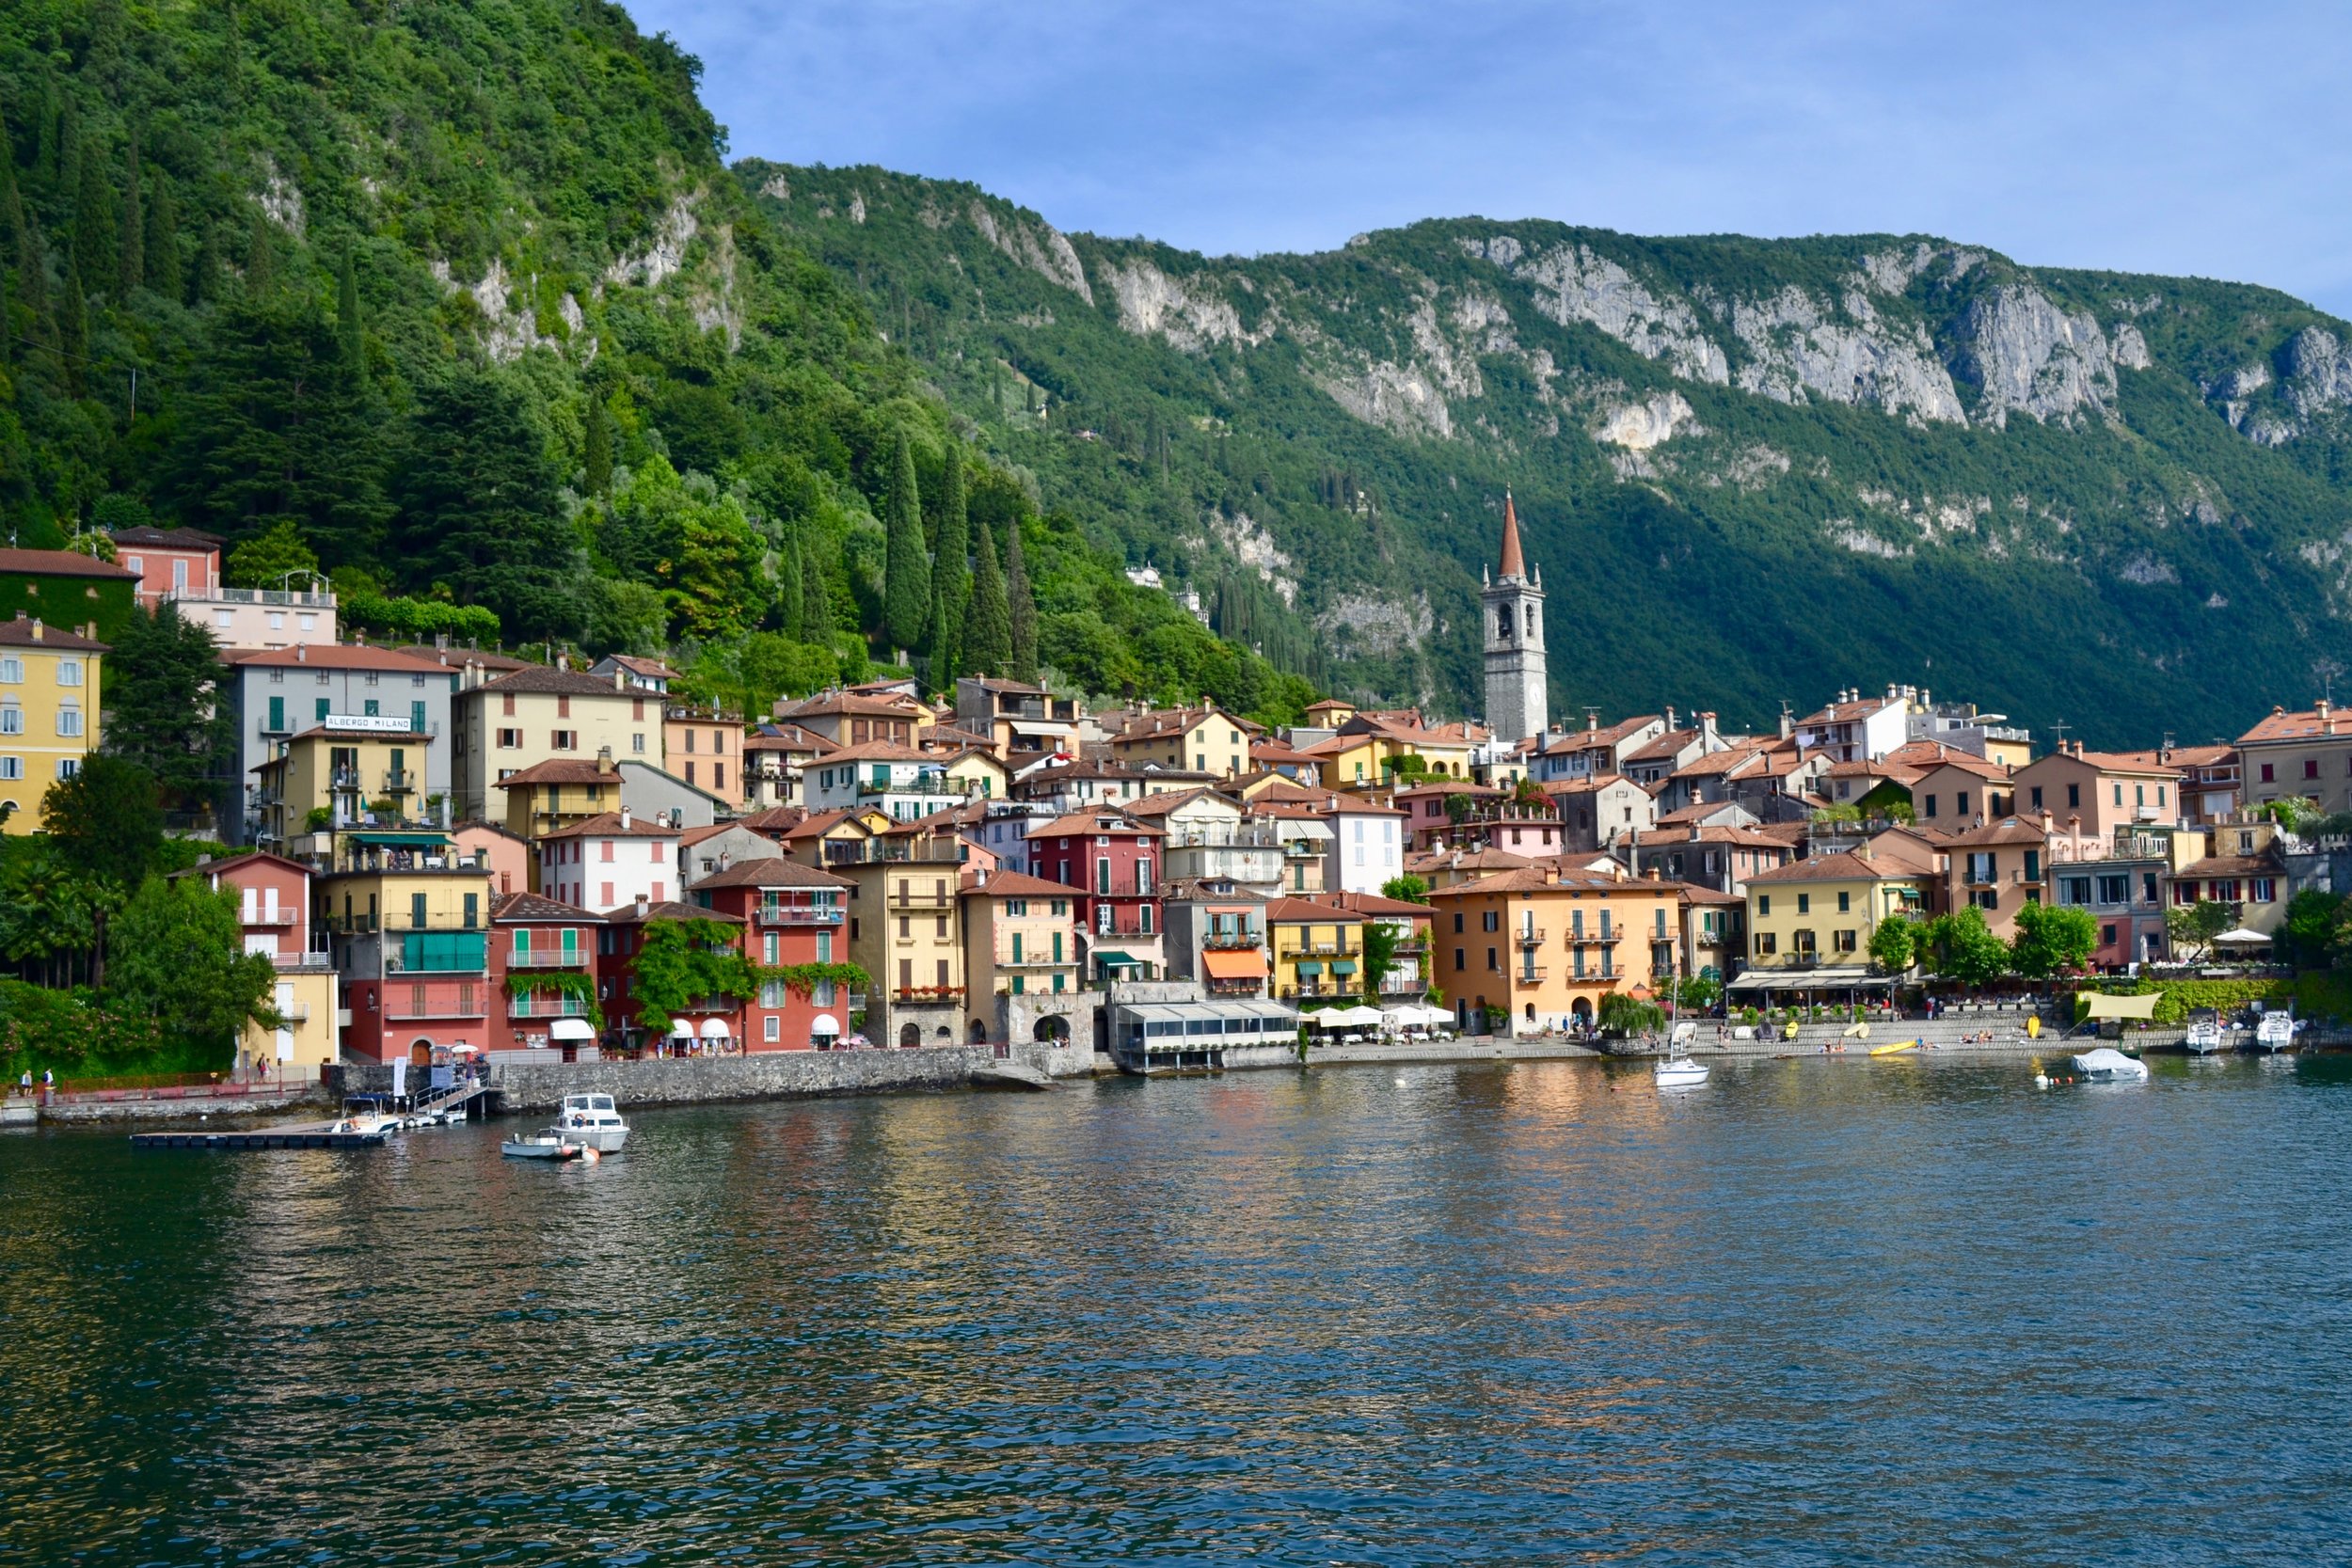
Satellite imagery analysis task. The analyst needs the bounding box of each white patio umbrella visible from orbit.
[1323,1005,1387,1028]
[2214,927,2274,946]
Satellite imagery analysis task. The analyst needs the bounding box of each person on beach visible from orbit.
[15,1069,27,1095]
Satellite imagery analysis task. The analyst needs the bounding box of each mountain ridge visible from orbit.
[746,159,2352,747]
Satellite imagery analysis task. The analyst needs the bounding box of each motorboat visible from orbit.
[2070,1047,2150,1083]
[1656,1022,1709,1088]
[501,1132,584,1161]
[2184,1011,2225,1055]
[553,1093,629,1153]
[2253,1012,2296,1054]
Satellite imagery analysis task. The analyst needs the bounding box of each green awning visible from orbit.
[1092,950,1138,967]
[1295,961,1324,975]
[1329,959,1358,974]
[347,832,450,847]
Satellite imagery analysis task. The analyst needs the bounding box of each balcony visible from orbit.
[995,951,1070,968]
[242,909,299,927]
[1092,924,1162,941]
[165,584,334,609]
[1515,966,1548,982]
[1204,931,1263,950]
[385,996,489,1022]
[507,948,591,969]
[384,769,415,794]
[508,996,594,1019]
[757,904,844,926]
[893,986,966,1002]
[1566,929,1620,944]
[1298,940,1357,957]
[1513,927,1548,945]
[265,1003,313,1024]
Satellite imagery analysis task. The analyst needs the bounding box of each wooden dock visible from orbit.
[131,1121,391,1151]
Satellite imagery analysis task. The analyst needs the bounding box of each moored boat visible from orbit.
[553,1093,629,1153]
[2253,1012,2295,1054]
[2070,1047,2149,1083]
[1656,1023,1709,1088]
[2184,1011,2225,1055]
[501,1132,583,1160]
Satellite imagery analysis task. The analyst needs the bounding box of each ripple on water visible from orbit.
[2,1056,2349,1565]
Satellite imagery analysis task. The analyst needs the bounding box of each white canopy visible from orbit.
[810,1013,841,1035]
[1385,1004,1450,1027]
[669,1018,696,1038]
[1317,1005,1386,1027]
[699,1018,732,1038]
[548,1018,596,1041]
[2214,927,2274,946]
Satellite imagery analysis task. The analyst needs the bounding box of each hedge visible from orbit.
[2071,974,2352,1026]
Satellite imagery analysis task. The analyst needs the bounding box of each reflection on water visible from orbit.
[4,1055,2350,1564]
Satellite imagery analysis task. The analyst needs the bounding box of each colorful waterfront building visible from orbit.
[0,614,105,833]
[691,858,858,1051]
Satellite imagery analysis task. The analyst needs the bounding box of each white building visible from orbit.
[1322,798,1407,895]
[804,741,966,821]
[536,809,683,911]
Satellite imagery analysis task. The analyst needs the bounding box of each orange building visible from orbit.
[1427,865,1682,1037]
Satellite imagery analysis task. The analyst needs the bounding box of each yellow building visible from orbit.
[452,664,654,822]
[837,852,968,1046]
[1107,705,1253,777]
[0,614,105,833]
[1740,843,1936,978]
[940,745,1009,800]
[1263,895,1367,1004]
[1428,866,1682,1035]
[249,719,431,849]
[960,868,1079,1037]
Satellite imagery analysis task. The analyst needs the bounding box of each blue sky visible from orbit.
[624,0,2352,312]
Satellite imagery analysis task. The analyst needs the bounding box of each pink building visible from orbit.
[536,809,683,911]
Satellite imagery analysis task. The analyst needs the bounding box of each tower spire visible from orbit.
[1498,489,1526,580]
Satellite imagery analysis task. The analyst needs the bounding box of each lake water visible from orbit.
[5,1054,2352,1565]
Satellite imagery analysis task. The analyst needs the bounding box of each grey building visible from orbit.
[219,644,459,845]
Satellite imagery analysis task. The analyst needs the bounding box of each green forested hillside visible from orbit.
[746,162,2352,745]
[0,3,1308,721]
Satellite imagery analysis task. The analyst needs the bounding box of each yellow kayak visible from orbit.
[1868,1040,1919,1057]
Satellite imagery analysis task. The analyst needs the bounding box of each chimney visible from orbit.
[1665,705,1677,732]
[294,642,306,662]
[635,894,650,919]
[2040,807,2053,835]
[27,618,41,642]
[1699,710,1719,749]
[1886,683,1899,703]
[613,669,627,691]
[620,805,632,830]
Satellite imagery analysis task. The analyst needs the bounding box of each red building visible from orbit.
[112,525,222,609]
[1025,810,1166,983]
[691,857,857,1050]
[596,898,746,1056]
[489,892,608,1056]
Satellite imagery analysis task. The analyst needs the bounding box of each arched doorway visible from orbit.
[898,1022,920,1048]
[1033,1015,1071,1044]
[409,1039,434,1067]
[1570,997,1593,1034]
[969,1019,990,1043]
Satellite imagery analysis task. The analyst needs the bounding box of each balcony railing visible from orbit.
[508,997,594,1019]
[265,1003,313,1024]
[1514,927,1547,945]
[165,584,335,608]
[1204,931,1263,950]
[1091,923,1161,940]
[1516,966,1548,982]
[385,996,490,1021]
[757,905,843,925]
[995,952,1070,968]
[1297,940,1357,957]
[507,949,590,969]
[242,910,298,927]
[893,986,966,1001]
[1566,929,1619,944]
[384,770,415,793]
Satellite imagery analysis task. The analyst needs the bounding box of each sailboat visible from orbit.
[1656,1021,1709,1088]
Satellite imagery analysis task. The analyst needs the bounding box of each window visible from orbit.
[56,659,82,687]
[0,657,16,684]
[1797,894,1810,914]
[1454,947,1466,971]
[2112,784,2124,806]
[1756,931,1777,955]
[1453,912,1464,933]
[2030,785,2043,810]
[1956,791,1969,816]
[0,757,19,780]
[497,728,521,749]
[2252,878,2277,903]
[557,695,572,720]
[1835,929,1857,953]
[54,757,78,780]
[1758,895,1771,915]
[2097,874,2128,905]
[1836,891,1851,912]
[2024,850,2041,881]
[2260,763,2276,784]
[551,731,577,751]
[1966,852,1996,883]
[56,707,82,737]
[2304,758,2322,781]
[633,734,646,753]
[2068,783,2081,808]
[1095,858,1111,895]
[1482,911,1500,932]
[1486,946,1499,971]
[0,706,18,736]
[411,701,426,732]
[1923,795,1937,819]
[1971,889,1998,911]
[315,698,330,722]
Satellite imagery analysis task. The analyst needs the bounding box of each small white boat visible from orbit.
[553,1093,629,1153]
[2070,1047,2149,1083]
[501,1132,583,1161]
[2253,1012,2295,1053]
[2184,1012,2225,1055]
[1656,1023,1709,1088]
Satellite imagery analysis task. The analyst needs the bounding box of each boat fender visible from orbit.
[580,1146,601,1164]
[2034,1073,2049,1088]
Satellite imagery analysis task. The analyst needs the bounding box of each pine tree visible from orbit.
[962,514,1011,676]
[336,247,363,375]
[118,128,143,296]
[581,392,612,496]
[103,603,236,799]
[881,429,929,654]
[2,166,40,354]
[143,170,179,303]
[394,368,580,640]
[56,254,87,392]
[1006,515,1038,683]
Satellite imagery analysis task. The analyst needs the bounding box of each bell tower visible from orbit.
[1482,490,1546,745]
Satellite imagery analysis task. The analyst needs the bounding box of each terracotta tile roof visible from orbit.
[1027,810,1166,838]
[744,723,838,754]
[602,898,739,925]
[1670,747,1769,780]
[1646,824,1788,849]
[535,811,684,841]
[605,655,678,679]
[2178,853,2283,877]
[1307,891,1434,918]
[1263,895,1366,924]
[166,849,310,882]
[1120,787,1229,817]
[962,869,1073,899]
[478,665,636,698]
[923,724,999,751]
[231,643,451,673]
[0,546,136,578]
[1426,866,1638,897]
[2068,750,2186,776]
[1939,816,2049,847]
[491,890,608,923]
[0,616,108,652]
[689,856,852,890]
[1746,849,1931,884]
[818,740,941,764]
[393,643,533,672]
[1405,847,1535,874]
[112,525,225,549]
[495,757,624,787]
[1625,728,1700,765]
[1673,881,1746,906]
[1799,695,1901,725]
[777,691,923,720]
[1540,715,1660,753]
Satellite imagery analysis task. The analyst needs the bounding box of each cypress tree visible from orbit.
[336,247,363,375]
[243,207,275,297]
[927,440,969,684]
[963,515,1011,676]
[72,137,115,294]
[118,128,142,295]
[56,254,87,392]
[774,518,804,641]
[581,392,612,496]
[4,166,43,345]
[800,528,829,640]
[881,429,929,654]
[143,170,179,303]
[1005,515,1037,683]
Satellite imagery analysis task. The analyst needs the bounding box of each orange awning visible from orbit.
[1203,949,1267,980]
